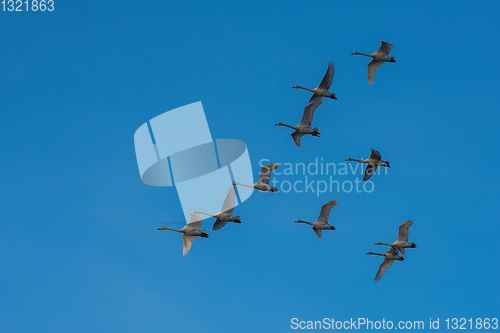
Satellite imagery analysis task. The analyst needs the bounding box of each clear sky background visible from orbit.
[1,1,499,332]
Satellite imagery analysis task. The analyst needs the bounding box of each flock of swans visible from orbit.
[158,41,414,281]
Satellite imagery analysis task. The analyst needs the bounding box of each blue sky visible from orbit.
[1,1,499,332]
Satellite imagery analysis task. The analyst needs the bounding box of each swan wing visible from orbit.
[374,258,394,281]
[397,220,414,242]
[313,227,322,240]
[257,163,279,185]
[182,234,197,256]
[299,99,323,126]
[185,212,202,230]
[317,199,338,223]
[291,131,304,148]
[220,186,236,214]
[212,219,228,231]
[374,40,393,56]
[367,59,384,84]
[308,93,323,104]
[363,164,378,181]
[318,62,335,90]
[370,148,381,160]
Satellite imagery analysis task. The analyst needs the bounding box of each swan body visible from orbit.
[234,163,279,192]
[195,186,241,231]
[158,213,208,255]
[366,245,404,281]
[375,220,416,255]
[275,100,323,148]
[345,148,390,181]
[352,41,396,84]
[295,199,338,239]
[293,62,337,103]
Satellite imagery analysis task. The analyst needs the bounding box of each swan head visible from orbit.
[390,57,396,63]
[351,52,359,55]
[345,158,353,161]
[275,122,283,126]
[375,242,383,245]
[293,85,300,89]
[270,186,278,192]
[201,230,209,238]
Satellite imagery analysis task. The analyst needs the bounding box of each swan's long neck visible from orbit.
[158,227,183,233]
[233,182,255,188]
[276,123,297,130]
[352,52,373,57]
[195,211,217,218]
[366,252,384,256]
[295,220,314,226]
[346,158,367,163]
[294,86,315,93]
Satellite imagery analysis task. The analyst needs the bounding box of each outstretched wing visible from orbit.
[220,186,236,214]
[367,59,384,84]
[308,93,323,104]
[370,148,381,160]
[257,163,279,185]
[374,40,393,56]
[363,164,378,181]
[397,220,414,242]
[184,212,202,230]
[182,234,197,256]
[374,257,394,281]
[317,200,338,223]
[299,100,323,126]
[212,219,228,231]
[313,227,322,240]
[291,131,304,148]
[318,62,335,90]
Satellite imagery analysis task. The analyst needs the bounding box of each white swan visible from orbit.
[345,148,390,181]
[375,220,416,255]
[295,199,338,239]
[275,100,323,148]
[366,245,404,281]
[195,186,241,231]
[234,163,279,192]
[158,212,208,255]
[293,62,337,103]
[352,41,396,84]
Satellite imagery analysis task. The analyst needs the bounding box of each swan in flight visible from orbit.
[234,163,279,192]
[295,199,338,239]
[194,186,241,231]
[158,213,208,255]
[366,245,404,281]
[352,41,396,84]
[275,100,323,148]
[375,220,416,255]
[345,148,390,181]
[293,62,337,103]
